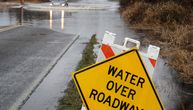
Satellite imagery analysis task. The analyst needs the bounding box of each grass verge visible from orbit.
[57,34,97,110]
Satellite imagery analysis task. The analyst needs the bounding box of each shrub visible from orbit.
[160,25,193,48]
[122,2,148,24]
[156,24,193,83]
[143,1,189,25]
[119,0,131,8]
[170,50,193,84]
[119,0,193,9]
[120,0,193,84]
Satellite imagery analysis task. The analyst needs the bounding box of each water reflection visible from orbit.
[49,10,68,30]
[61,10,64,30]
[0,8,17,26]
[19,7,23,25]
[3,8,50,25]
[49,10,53,29]
[0,8,72,31]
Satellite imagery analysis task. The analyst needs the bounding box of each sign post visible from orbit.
[73,49,164,110]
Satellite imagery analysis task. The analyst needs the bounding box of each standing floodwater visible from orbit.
[0,0,183,110]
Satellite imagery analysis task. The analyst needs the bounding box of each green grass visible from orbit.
[57,34,97,110]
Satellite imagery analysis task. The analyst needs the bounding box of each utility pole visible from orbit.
[20,0,24,5]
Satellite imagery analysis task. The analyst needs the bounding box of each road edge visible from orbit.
[9,34,80,110]
[0,25,22,33]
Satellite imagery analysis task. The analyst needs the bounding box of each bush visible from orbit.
[120,0,193,83]
[119,0,131,8]
[144,1,189,25]
[160,25,193,48]
[170,50,193,84]
[119,0,193,9]
[121,2,148,24]
[121,1,191,25]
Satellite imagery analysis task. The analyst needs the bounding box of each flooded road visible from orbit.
[0,0,184,110]
[0,3,137,43]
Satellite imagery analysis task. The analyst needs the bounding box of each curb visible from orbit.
[0,25,22,33]
[23,4,106,12]
[9,35,80,110]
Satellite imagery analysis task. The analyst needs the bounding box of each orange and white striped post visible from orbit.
[81,31,160,110]
[96,31,160,77]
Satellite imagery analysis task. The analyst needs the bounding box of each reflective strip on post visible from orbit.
[101,44,115,59]
[96,35,160,78]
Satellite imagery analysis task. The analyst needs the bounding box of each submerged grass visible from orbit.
[57,34,97,110]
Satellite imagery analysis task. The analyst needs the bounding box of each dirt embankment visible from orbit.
[120,0,193,84]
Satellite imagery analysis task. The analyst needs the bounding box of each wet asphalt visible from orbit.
[0,26,76,110]
[20,37,85,110]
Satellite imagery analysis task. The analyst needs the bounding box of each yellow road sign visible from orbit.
[73,49,164,110]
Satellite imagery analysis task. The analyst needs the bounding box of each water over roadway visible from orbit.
[0,0,182,110]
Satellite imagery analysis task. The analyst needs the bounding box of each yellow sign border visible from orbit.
[73,49,164,110]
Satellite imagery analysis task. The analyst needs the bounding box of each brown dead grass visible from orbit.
[144,2,189,25]
[120,1,193,84]
[122,2,149,24]
[170,50,193,84]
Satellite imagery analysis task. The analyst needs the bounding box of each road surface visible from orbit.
[0,26,77,110]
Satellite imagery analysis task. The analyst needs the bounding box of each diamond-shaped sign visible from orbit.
[73,49,164,110]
